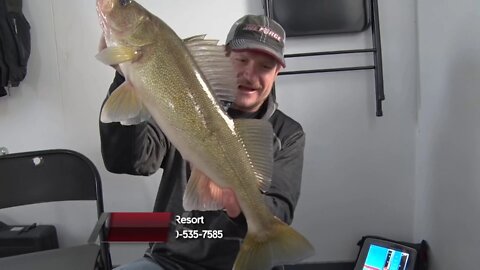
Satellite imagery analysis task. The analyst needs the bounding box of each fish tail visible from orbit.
[233,217,314,270]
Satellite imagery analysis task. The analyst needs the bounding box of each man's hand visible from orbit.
[221,188,241,218]
[190,167,242,218]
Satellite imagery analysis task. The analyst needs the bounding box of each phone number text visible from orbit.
[175,229,223,239]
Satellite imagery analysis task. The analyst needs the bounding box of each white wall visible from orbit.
[414,0,480,269]
[0,0,421,265]
[277,0,418,262]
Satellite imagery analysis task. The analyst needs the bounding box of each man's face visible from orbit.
[230,50,282,112]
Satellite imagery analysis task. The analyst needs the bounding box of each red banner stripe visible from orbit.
[106,212,172,242]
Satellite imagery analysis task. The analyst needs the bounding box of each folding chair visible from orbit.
[0,149,112,270]
[264,0,385,116]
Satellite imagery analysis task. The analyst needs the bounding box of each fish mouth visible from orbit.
[96,0,139,37]
[96,0,117,34]
[97,0,114,13]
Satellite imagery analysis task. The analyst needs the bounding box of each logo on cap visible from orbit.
[242,24,283,43]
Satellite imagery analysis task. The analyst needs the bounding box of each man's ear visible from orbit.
[275,64,282,75]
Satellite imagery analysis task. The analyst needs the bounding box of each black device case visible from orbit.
[0,221,59,257]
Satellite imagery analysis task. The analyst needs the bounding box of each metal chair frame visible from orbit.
[0,149,112,270]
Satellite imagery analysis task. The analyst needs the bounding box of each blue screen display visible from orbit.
[362,244,409,270]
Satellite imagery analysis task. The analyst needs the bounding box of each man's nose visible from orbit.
[239,62,256,81]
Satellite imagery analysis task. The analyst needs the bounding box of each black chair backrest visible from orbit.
[264,0,385,117]
[264,0,371,37]
[0,149,103,212]
[0,149,111,269]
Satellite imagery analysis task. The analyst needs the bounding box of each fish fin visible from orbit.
[184,35,237,103]
[100,82,150,125]
[233,217,315,270]
[95,46,141,66]
[118,108,151,125]
[183,34,207,42]
[234,119,274,192]
[183,167,224,211]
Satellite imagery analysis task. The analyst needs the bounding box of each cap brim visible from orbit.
[229,39,286,68]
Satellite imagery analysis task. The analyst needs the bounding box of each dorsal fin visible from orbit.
[183,34,207,42]
[184,35,236,103]
[234,119,274,192]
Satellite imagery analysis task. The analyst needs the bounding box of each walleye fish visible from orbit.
[96,0,314,269]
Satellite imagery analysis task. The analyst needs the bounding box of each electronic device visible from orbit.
[354,237,417,270]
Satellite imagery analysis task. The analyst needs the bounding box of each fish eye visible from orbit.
[119,0,132,7]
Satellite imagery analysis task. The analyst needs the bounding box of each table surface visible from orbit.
[0,244,100,270]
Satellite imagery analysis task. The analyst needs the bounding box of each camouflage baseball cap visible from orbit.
[226,15,286,68]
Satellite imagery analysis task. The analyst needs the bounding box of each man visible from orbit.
[99,14,306,270]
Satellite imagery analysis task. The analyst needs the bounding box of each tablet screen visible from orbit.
[363,244,409,270]
[354,238,417,270]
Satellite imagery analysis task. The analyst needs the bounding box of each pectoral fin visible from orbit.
[96,46,142,66]
[183,167,224,211]
[100,82,150,125]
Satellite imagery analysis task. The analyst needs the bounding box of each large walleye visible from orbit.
[96,0,314,268]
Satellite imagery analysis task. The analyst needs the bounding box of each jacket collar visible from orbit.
[261,95,278,120]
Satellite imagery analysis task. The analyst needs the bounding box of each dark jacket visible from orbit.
[99,72,306,270]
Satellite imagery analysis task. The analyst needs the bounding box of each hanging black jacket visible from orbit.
[0,0,30,89]
[99,72,306,270]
